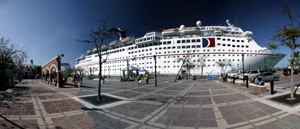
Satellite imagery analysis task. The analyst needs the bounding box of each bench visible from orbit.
[249,83,269,93]
[234,80,245,87]
[227,79,233,83]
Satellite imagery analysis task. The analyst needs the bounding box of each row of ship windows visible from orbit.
[128,47,253,55]
[176,39,201,43]
[103,54,257,64]
[128,45,202,54]
[216,38,246,43]
[101,48,126,56]
[103,61,240,70]
[102,38,247,55]
[136,38,246,45]
[91,46,262,62]
[110,48,259,61]
[131,38,247,50]
[217,43,249,48]
[127,42,167,51]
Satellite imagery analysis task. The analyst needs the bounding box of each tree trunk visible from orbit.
[201,66,203,76]
[96,41,102,101]
[221,66,223,74]
[290,47,295,100]
[0,72,5,90]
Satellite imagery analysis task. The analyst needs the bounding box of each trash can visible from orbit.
[193,76,196,80]
[178,76,181,80]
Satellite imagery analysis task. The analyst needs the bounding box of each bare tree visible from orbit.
[0,37,27,89]
[198,55,206,75]
[215,59,232,74]
[12,60,25,79]
[174,56,191,81]
[77,20,112,100]
[183,61,196,78]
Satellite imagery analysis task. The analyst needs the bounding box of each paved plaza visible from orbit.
[1,76,300,129]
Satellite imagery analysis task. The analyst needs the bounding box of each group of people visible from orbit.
[72,74,83,84]
[136,73,149,85]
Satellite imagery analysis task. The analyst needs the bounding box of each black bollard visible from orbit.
[270,81,277,95]
[245,76,248,88]
[233,78,235,84]
[294,85,299,97]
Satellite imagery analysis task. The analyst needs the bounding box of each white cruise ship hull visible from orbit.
[75,21,286,76]
[75,38,285,76]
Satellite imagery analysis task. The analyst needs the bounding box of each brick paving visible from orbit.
[1,77,300,129]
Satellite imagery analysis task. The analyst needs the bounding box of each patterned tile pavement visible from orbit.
[1,76,300,129]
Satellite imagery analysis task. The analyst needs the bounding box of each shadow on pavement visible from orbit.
[0,114,24,129]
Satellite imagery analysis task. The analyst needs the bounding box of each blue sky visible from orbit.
[0,0,299,68]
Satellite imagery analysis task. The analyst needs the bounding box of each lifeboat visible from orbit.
[109,40,119,46]
[244,31,253,36]
[214,29,223,36]
[162,28,179,36]
[101,44,109,51]
[244,31,253,39]
[182,27,200,35]
[120,36,134,43]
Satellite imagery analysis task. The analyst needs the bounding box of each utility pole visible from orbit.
[108,66,110,78]
[264,57,266,71]
[154,55,157,87]
[98,47,102,100]
[186,62,189,80]
[249,64,250,71]
[242,53,245,81]
[127,59,129,80]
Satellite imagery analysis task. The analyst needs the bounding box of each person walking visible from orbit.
[80,75,83,84]
[145,73,149,84]
[63,75,67,84]
[54,77,57,86]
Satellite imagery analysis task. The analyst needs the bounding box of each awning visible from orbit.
[121,65,139,71]
[139,69,148,72]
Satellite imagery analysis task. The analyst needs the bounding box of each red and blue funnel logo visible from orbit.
[202,38,215,48]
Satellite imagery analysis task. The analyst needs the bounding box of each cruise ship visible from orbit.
[75,20,285,76]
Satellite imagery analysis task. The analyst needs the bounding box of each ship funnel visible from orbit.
[196,21,201,27]
[179,25,185,30]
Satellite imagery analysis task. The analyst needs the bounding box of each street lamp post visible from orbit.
[90,67,92,76]
[127,59,129,80]
[108,66,110,78]
[249,64,250,71]
[57,54,64,88]
[154,55,157,87]
[264,57,266,71]
[242,53,245,81]
[186,60,189,80]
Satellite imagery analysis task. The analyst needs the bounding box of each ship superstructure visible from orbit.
[75,20,285,76]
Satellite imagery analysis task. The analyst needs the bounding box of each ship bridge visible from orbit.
[135,32,162,45]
